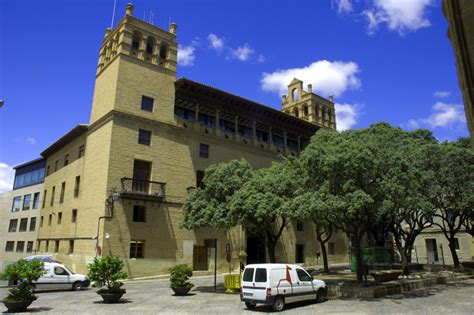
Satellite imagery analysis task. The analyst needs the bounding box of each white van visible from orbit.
[32,262,90,291]
[240,264,326,311]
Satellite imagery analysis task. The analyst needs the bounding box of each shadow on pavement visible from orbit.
[2,306,53,313]
[93,298,133,304]
[192,284,228,294]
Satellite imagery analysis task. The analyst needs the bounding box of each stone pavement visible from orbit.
[0,276,473,314]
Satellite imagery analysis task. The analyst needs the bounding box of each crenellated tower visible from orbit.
[281,78,337,130]
[90,3,178,125]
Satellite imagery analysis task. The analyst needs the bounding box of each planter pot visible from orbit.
[3,299,34,312]
[99,292,125,303]
[172,287,191,296]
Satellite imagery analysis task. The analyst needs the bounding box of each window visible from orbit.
[13,161,45,189]
[296,269,312,282]
[37,240,41,251]
[303,106,309,116]
[454,238,460,250]
[255,268,267,282]
[219,119,235,132]
[51,186,55,206]
[146,36,155,54]
[68,240,74,254]
[42,190,47,208]
[19,218,28,232]
[54,160,59,172]
[132,31,141,50]
[47,165,50,176]
[32,192,40,209]
[133,205,146,222]
[72,209,78,223]
[138,129,152,145]
[26,241,34,253]
[256,130,268,142]
[175,107,195,121]
[243,268,254,282]
[78,145,85,158]
[30,217,37,231]
[292,88,299,102]
[130,240,144,258]
[16,241,25,253]
[46,240,49,252]
[328,242,335,255]
[48,214,52,225]
[12,196,21,212]
[296,220,304,231]
[296,244,305,263]
[54,240,59,253]
[74,176,80,197]
[54,266,69,276]
[8,219,18,232]
[198,113,215,128]
[159,43,168,60]
[5,241,14,252]
[141,96,154,112]
[196,170,205,188]
[64,154,69,166]
[40,216,44,227]
[199,143,209,158]
[59,182,65,203]
[23,194,31,210]
[58,212,62,224]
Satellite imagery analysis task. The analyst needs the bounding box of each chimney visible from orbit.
[307,84,312,94]
[125,3,134,16]
[169,23,177,35]
[329,94,334,102]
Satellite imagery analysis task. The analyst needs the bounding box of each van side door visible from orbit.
[50,266,71,290]
[293,268,315,302]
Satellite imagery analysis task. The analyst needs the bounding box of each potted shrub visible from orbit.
[169,264,194,295]
[0,259,45,312]
[87,255,128,303]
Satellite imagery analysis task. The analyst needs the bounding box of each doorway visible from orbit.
[246,237,266,264]
[193,245,208,270]
[425,239,439,263]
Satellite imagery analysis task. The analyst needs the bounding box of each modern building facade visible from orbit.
[0,159,45,270]
[35,3,347,277]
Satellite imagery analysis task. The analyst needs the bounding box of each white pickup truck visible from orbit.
[24,256,90,291]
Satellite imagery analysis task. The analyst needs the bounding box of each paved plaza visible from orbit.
[1,276,473,314]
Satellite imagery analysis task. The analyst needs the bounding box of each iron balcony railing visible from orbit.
[120,177,166,199]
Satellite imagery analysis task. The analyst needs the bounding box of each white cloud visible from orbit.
[231,44,254,61]
[333,0,353,14]
[207,33,225,51]
[335,103,359,131]
[178,45,196,66]
[261,60,361,97]
[0,163,14,193]
[363,0,433,35]
[433,91,450,98]
[26,137,37,145]
[257,54,266,63]
[405,102,466,130]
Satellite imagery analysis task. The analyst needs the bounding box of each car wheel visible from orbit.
[72,281,84,291]
[316,288,327,303]
[272,296,285,312]
[245,301,257,310]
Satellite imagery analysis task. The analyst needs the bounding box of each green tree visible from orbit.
[87,256,128,293]
[424,142,474,268]
[0,259,44,303]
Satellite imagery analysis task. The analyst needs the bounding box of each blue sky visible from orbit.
[0,0,469,191]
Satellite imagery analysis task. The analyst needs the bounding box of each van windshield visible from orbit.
[255,268,267,282]
[243,268,254,282]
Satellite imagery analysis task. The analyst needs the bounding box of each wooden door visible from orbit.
[193,246,208,270]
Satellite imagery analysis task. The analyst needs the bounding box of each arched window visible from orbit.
[159,43,168,60]
[303,105,309,116]
[292,88,299,102]
[293,108,299,117]
[146,37,155,55]
[132,31,141,50]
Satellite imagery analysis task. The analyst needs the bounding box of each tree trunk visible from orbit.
[400,247,410,275]
[447,237,460,269]
[352,236,364,283]
[266,231,277,263]
[320,240,329,273]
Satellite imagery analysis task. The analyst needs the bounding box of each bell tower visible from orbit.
[89,3,178,125]
[281,78,337,130]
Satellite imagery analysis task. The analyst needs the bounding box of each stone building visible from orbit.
[0,159,45,270]
[35,3,347,277]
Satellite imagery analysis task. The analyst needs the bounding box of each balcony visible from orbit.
[120,177,166,201]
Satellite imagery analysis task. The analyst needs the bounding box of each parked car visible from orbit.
[240,264,326,311]
[22,256,90,291]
